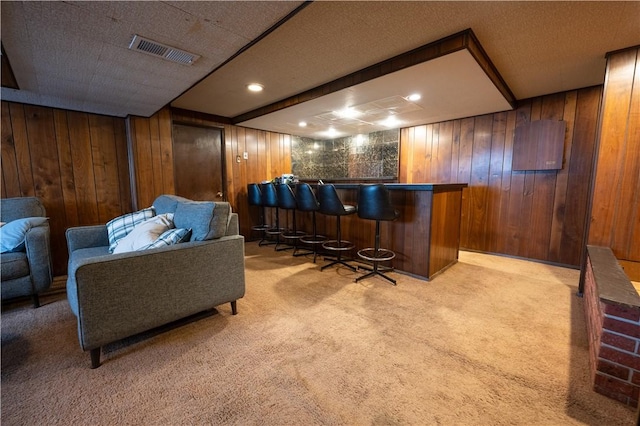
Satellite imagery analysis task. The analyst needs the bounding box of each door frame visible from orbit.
[171,121,227,201]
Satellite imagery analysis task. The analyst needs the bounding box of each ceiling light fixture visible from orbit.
[380,115,401,128]
[247,83,264,92]
[406,93,421,101]
[323,128,339,138]
[333,107,361,119]
[298,121,307,127]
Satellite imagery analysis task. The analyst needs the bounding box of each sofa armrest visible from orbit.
[66,225,109,254]
[226,212,239,236]
[24,224,53,293]
[69,234,246,351]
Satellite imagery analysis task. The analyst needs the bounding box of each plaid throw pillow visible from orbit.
[106,207,155,253]
[138,228,191,251]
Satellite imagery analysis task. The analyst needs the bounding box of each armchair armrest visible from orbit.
[66,225,109,253]
[24,224,53,293]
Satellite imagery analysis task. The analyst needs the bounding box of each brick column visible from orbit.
[583,247,640,407]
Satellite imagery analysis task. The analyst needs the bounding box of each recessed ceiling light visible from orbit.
[298,121,307,127]
[333,107,361,119]
[406,93,421,101]
[322,128,339,137]
[380,115,401,128]
[247,83,264,92]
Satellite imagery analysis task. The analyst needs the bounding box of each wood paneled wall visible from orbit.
[5,76,635,276]
[127,107,291,237]
[1,101,131,275]
[589,46,640,280]
[400,87,602,267]
[127,109,175,209]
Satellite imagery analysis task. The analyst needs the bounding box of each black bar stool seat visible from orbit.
[317,184,357,272]
[295,183,326,262]
[276,183,305,252]
[355,184,399,285]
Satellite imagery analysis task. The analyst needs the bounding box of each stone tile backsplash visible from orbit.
[291,129,399,179]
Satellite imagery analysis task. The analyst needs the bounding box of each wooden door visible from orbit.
[172,123,226,201]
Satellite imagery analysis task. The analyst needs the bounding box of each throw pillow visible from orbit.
[173,201,217,241]
[112,214,174,254]
[137,228,191,251]
[106,207,155,253]
[0,217,48,253]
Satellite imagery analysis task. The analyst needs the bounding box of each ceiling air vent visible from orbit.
[128,34,200,66]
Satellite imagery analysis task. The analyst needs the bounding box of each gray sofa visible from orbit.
[1,197,53,307]
[66,195,245,368]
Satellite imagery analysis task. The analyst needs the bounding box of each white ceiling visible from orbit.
[0,1,305,117]
[238,49,514,138]
[2,1,640,139]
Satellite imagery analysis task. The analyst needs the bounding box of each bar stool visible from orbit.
[260,182,282,247]
[295,183,326,263]
[275,183,306,252]
[247,183,270,246]
[355,184,399,285]
[317,184,357,272]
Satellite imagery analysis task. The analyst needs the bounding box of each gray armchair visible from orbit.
[1,197,53,307]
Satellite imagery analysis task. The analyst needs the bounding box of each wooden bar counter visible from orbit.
[297,183,468,281]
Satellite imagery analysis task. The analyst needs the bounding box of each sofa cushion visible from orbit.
[106,207,155,253]
[0,217,48,253]
[112,214,174,254]
[174,201,229,241]
[0,251,29,280]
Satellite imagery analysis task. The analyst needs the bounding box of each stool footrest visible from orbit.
[265,227,284,235]
[323,240,355,251]
[300,235,327,244]
[251,225,269,231]
[282,230,306,239]
[357,248,395,262]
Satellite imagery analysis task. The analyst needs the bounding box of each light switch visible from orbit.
[243,152,249,159]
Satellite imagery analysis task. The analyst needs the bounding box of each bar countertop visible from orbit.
[329,183,468,191]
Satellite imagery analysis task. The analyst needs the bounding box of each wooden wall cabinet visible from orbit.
[512,119,566,171]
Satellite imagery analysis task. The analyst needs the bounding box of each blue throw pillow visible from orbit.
[0,217,48,253]
[173,201,216,241]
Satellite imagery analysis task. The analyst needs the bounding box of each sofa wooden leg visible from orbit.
[231,300,238,315]
[32,293,40,308]
[90,348,101,369]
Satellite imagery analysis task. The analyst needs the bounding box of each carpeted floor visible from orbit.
[1,242,635,425]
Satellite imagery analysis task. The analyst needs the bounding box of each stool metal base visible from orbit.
[355,248,397,285]
[297,234,327,262]
[355,268,397,285]
[262,227,284,247]
[276,230,305,252]
[321,240,356,272]
[251,224,270,246]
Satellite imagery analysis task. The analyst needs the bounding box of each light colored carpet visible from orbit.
[1,242,635,425]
